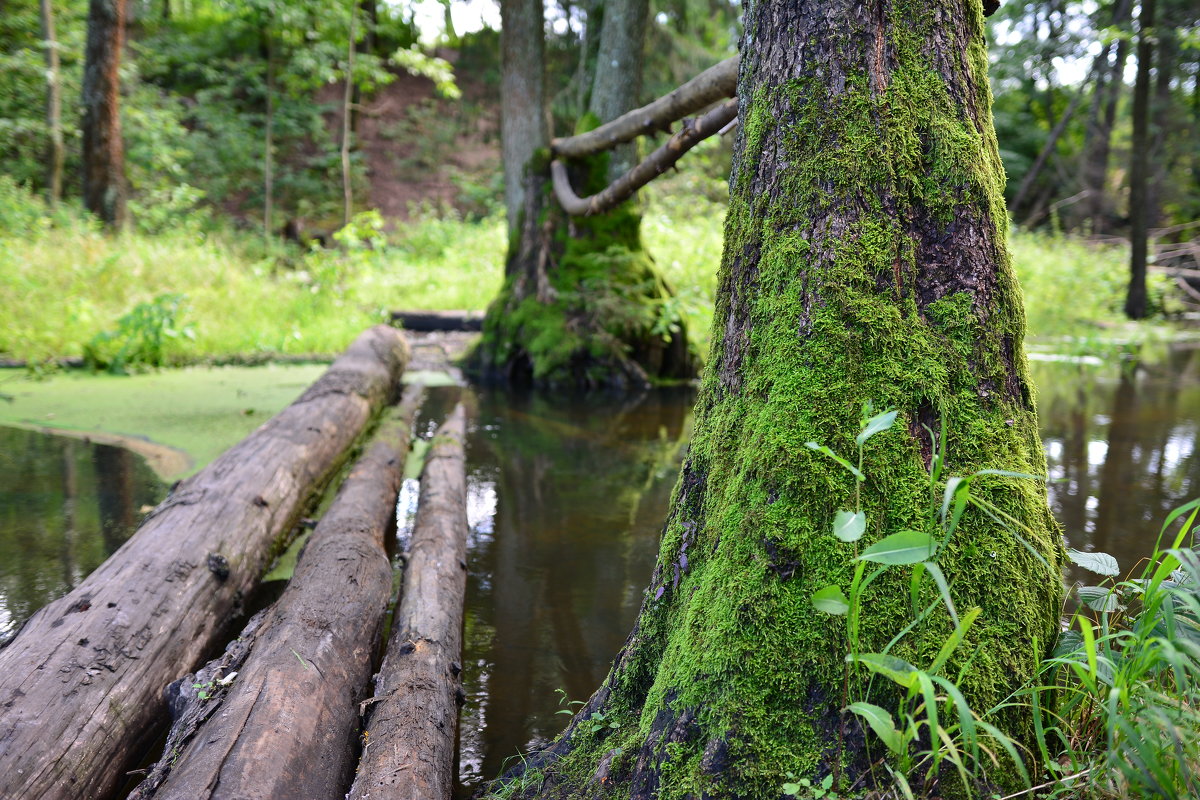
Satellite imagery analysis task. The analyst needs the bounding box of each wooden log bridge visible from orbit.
[349,404,470,800]
[0,325,408,800]
[126,386,425,800]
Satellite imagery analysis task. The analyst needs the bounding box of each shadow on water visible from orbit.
[0,427,164,640]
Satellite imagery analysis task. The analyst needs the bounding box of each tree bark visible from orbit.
[500,0,549,244]
[588,0,650,180]
[486,0,1062,796]
[126,386,424,800]
[81,0,128,229]
[342,3,356,227]
[40,0,64,206]
[348,405,468,800]
[263,31,275,243]
[0,325,409,800]
[552,55,738,159]
[1126,0,1157,319]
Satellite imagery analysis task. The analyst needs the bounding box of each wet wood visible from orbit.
[348,405,469,800]
[127,385,425,800]
[390,309,484,332]
[0,325,408,800]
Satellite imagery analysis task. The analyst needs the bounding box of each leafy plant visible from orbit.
[84,293,195,374]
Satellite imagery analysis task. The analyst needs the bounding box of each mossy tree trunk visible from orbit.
[484,0,1063,797]
[81,0,128,229]
[472,0,696,390]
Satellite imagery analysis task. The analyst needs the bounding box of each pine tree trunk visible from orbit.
[40,0,64,206]
[81,0,128,229]
[1126,0,1157,319]
[485,0,1063,796]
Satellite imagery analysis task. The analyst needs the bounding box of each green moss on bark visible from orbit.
[482,1,1064,797]
[470,121,698,390]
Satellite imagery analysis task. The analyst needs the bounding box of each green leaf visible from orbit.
[833,510,866,542]
[782,783,802,796]
[846,701,905,754]
[1067,548,1120,577]
[805,442,865,481]
[857,530,937,565]
[848,653,919,689]
[1078,585,1119,613]
[856,409,898,447]
[812,585,850,615]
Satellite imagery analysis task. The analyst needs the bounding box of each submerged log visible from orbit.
[128,385,425,800]
[0,325,408,800]
[348,405,469,800]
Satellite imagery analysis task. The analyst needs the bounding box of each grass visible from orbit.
[0,176,1186,367]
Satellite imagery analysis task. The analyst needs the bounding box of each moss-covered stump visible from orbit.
[469,144,698,391]
[481,0,1064,798]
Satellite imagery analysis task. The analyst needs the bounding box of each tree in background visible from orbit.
[81,0,127,228]
[40,0,65,206]
[486,0,1063,795]
[471,0,697,390]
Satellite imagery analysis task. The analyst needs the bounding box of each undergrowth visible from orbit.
[0,175,1186,367]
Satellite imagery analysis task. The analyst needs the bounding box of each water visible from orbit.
[0,350,1195,795]
[0,427,165,640]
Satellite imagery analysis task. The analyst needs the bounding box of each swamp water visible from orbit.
[0,349,1195,796]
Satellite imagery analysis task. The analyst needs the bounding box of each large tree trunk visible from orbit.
[348,405,469,800]
[81,0,128,228]
[0,326,408,800]
[588,0,650,180]
[1126,0,1157,319]
[126,387,423,800]
[485,0,1063,796]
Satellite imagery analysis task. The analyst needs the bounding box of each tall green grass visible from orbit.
[0,176,1182,365]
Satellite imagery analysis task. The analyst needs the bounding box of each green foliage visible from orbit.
[391,45,460,99]
[84,293,195,374]
[1021,499,1200,799]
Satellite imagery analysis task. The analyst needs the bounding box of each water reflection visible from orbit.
[0,428,164,639]
[1033,347,1200,585]
[451,387,694,793]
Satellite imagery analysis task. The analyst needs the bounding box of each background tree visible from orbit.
[81,0,128,228]
[471,0,697,389]
[40,0,65,206]
[486,0,1063,795]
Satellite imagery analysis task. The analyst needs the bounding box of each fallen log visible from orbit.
[390,309,484,332]
[128,385,425,800]
[0,325,408,800]
[348,404,469,800]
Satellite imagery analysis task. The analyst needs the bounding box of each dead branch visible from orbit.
[552,98,738,216]
[551,56,738,159]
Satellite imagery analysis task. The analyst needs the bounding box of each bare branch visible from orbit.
[551,56,738,159]
[552,98,738,216]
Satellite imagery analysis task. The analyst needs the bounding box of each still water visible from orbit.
[0,349,1196,796]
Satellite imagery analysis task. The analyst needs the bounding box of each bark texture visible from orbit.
[588,0,650,180]
[501,0,549,242]
[486,0,1063,796]
[348,405,469,800]
[0,325,408,800]
[126,386,424,800]
[81,0,127,228]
